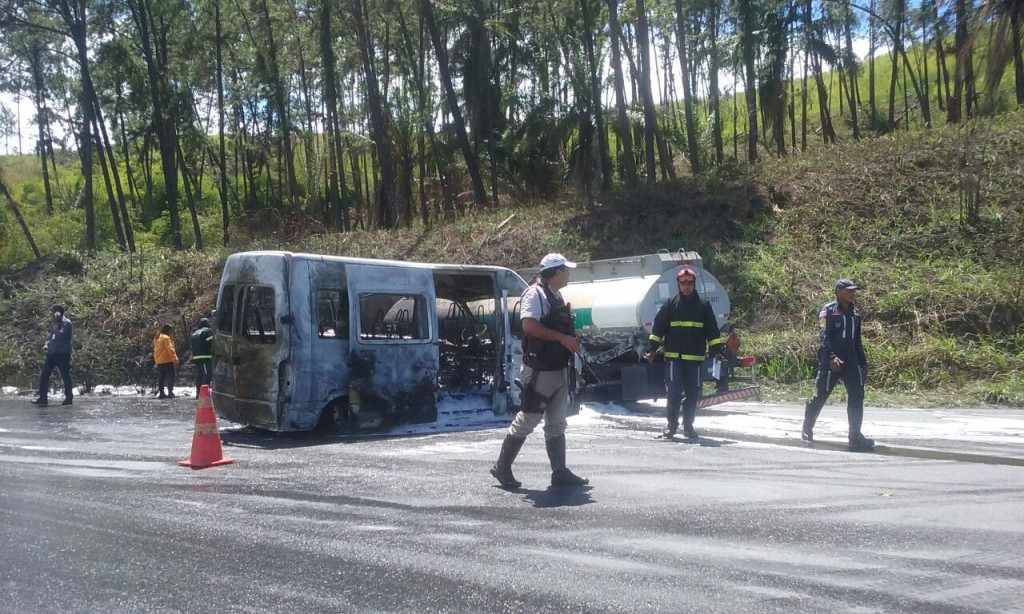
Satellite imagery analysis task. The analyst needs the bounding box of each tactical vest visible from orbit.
[522,283,575,371]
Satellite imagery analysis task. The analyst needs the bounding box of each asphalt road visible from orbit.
[2,395,1023,613]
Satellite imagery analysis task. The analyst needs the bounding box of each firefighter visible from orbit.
[644,268,724,439]
[802,279,875,451]
[490,253,589,489]
[190,317,214,396]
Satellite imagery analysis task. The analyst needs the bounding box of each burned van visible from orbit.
[211,251,528,432]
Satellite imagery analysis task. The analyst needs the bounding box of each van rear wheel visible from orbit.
[316,399,358,434]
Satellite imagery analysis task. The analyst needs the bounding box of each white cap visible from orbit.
[539,253,577,272]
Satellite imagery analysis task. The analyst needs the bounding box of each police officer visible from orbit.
[490,253,589,489]
[190,317,214,395]
[644,268,724,439]
[31,304,74,406]
[802,279,875,451]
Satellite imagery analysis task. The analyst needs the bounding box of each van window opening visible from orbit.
[242,285,277,344]
[316,289,348,339]
[359,293,428,341]
[217,284,236,334]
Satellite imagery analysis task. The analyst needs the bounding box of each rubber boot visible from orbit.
[802,401,822,442]
[682,405,699,439]
[490,435,526,489]
[546,435,589,486]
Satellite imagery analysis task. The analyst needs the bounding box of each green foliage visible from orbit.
[1,108,1023,407]
[51,250,84,275]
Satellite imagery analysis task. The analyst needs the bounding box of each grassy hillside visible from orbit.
[1,111,1022,406]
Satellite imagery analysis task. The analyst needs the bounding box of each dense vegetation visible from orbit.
[2,109,1022,406]
[1,0,1023,261]
[1,0,1022,406]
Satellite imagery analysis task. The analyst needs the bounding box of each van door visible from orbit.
[212,282,239,403]
[347,264,438,427]
[498,269,527,412]
[230,282,291,428]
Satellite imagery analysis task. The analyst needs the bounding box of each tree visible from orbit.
[606,0,639,187]
[420,0,488,206]
[0,173,43,262]
[737,0,760,161]
[674,0,702,173]
[351,0,397,228]
[126,0,183,248]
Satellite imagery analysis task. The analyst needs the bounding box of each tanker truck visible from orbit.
[547,251,759,408]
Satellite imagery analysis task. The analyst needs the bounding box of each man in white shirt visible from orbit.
[490,253,590,489]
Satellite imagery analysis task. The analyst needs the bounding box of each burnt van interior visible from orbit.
[433,271,509,398]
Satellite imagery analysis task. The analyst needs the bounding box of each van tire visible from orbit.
[316,398,356,434]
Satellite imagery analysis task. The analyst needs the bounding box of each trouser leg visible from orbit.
[664,361,684,433]
[680,362,702,429]
[157,363,171,394]
[195,360,211,394]
[844,367,866,437]
[54,354,73,400]
[508,366,568,439]
[37,354,57,399]
[804,367,837,433]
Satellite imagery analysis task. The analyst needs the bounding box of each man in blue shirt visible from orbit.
[802,280,874,450]
[31,304,74,406]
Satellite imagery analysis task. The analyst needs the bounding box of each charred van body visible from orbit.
[212,251,527,432]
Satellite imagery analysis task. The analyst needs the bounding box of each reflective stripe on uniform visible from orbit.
[649,334,662,343]
[664,352,705,361]
[708,338,723,347]
[670,320,704,328]
[192,355,212,360]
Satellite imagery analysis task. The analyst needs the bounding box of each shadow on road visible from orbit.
[659,436,734,448]
[219,427,443,449]
[519,485,595,508]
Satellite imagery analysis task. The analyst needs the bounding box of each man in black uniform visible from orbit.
[802,279,875,451]
[645,268,724,439]
[31,304,74,406]
[490,253,589,489]
[190,317,214,396]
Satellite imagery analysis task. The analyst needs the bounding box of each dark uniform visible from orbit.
[803,285,874,449]
[190,318,214,395]
[32,305,74,406]
[647,279,723,438]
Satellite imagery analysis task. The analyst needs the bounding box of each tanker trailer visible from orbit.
[554,251,758,407]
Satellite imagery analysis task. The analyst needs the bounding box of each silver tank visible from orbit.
[556,251,732,359]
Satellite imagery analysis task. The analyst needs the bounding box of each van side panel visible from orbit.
[281,257,350,430]
[347,263,439,427]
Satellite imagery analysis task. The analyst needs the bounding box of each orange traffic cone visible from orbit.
[178,384,234,469]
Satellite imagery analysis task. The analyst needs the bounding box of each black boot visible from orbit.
[803,401,821,442]
[849,433,875,451]
[682,404,699,439]
[546,435,589,486]
[490,435,526,489]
